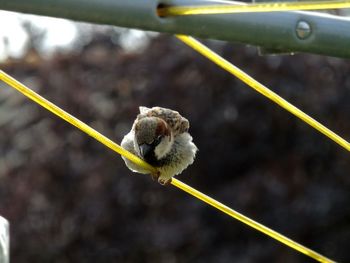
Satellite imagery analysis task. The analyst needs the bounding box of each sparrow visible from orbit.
[121,106,198,185]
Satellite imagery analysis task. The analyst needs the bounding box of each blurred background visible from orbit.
[0,9,349,263]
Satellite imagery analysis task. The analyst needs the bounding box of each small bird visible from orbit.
[121,106,198,185]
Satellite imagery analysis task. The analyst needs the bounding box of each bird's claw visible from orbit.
[150,171,172,186]
[158,177,172,186]
[151,171,160,181]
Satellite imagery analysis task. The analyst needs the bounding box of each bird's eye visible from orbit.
[152,135,163,146]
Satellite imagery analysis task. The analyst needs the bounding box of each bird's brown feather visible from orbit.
[137,107,189,135]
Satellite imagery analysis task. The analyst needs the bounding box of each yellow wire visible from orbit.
[171,178,336,263]
[176,35,350,152]
[0,70,156,174]
[158,0,350,16]
[0,70,336,262]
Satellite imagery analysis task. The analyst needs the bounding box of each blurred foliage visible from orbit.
[0,32,349,263]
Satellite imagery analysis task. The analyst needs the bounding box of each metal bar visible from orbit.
[0,0,349,58]
[0,217,9,263]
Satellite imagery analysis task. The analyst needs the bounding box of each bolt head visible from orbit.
[296,21,312,39]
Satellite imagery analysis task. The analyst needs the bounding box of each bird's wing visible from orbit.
[138,106,189,135]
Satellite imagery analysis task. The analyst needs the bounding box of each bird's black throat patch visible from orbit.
[140,138,166,167]
[143,148,161,166]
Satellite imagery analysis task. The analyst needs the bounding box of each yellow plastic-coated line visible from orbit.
[158,0,350,16]
[0,70,157,174]
[176,35,350,152]
[171,178,336,263]
[0,71,335,262]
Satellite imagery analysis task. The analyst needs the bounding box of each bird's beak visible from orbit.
[139,143,152,158]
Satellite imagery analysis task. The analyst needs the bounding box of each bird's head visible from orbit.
[134,117,173,164]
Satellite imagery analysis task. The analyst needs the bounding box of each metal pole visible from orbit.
[0,217,9,263]
[0,0,349,57]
